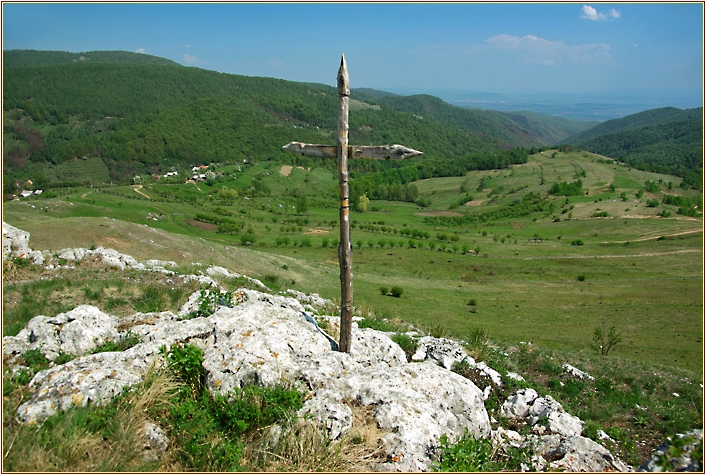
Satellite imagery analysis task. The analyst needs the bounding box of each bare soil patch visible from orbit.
[280,165,293,177]
[184,219,218,231]
[304,228,330,235]
[415,211,464,217]
[465,200,484,206]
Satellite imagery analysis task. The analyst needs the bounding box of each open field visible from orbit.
[3,151,703,375]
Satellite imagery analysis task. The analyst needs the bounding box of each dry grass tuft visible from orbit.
[244,402,388,472]
[3,364,178,472]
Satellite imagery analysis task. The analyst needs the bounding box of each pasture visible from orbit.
[4,151,702,374]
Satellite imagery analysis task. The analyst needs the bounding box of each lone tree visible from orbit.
[591,316,623,355]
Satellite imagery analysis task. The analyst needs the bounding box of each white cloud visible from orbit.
[269,57,284,68]
[136,48,146,54]
[183,53,206,65]
[581,5,620,21]
[184,44,191,49]
[484,34,611,65]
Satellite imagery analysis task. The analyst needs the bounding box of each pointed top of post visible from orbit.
[337,54,350,96]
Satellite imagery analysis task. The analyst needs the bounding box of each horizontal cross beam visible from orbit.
[283,142,423,160]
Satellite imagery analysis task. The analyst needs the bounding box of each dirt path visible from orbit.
[522,249,701,261]
[185,179,203,192]
[133,185,150,199]
[81,192,92,198]
[600,228,702,244]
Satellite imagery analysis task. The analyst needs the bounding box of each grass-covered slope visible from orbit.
[2,147,702,470]
[562,107,703,189]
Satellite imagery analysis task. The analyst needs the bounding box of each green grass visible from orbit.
[3,151,702,375]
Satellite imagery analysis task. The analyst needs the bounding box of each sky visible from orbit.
[2,2,703,103]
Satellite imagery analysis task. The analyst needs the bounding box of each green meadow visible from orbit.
[4,150,702,374]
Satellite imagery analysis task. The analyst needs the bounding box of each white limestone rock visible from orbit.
[16,345,163,424]
[546,411,583,437]
[3,305,120,361]
[141,422,170,462]
[297,389,352,440]
[475,361,504,387]
[3,221,31,259]
[411,336,471,370]
[501,388,539,418]
[639,429,703,472]
[546,435,629,472]
[563,363,595,380]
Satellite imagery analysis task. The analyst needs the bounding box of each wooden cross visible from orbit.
[283,54,423,353]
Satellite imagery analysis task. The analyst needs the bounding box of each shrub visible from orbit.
[161,343,205,395]
[571,239,584,246]
[379,286,389,296]
[577,275,586,282]
[389,286,404,298]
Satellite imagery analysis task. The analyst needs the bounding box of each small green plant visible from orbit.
[53,351,77,365]
[21,348,50,370]
[90,333,142,354]
[379,286,390,296]
[391,333,417,361]
[433,429,530,471]
[161,343,205,395]
[578,275,586,281]
[571,239,584,246]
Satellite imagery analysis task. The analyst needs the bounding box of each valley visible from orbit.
[4,149,702,373]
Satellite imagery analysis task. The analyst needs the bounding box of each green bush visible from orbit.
[379,286,390,296]
[161,343,205,395]
[389,286,404,298]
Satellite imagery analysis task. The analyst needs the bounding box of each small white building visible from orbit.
[20,190,33,198]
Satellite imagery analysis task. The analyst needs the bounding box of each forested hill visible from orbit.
[3,49,181,67]
[4,54,509,184]
[375,94,592,148]
[564,107,703,144]
[563,107,703,189]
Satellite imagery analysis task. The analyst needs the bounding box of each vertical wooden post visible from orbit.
[337,54,353,353]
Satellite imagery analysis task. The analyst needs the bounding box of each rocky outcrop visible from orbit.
[3,221,44,264]
[4,285,487,471]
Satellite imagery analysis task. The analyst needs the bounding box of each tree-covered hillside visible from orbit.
[563,107,703,189]
[3,56,510,185]
[564,107,702,144]
[376,94,591,148]
[3,49,182,67]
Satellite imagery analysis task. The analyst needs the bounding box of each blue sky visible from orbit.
[2,2,703,101]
